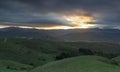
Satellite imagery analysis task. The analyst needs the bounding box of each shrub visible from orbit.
[79,48,94,55]
[6,66,10,69]
[29,63,34,66]
[55,52,77,60]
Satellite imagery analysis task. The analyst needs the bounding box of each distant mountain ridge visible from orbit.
[0,27,55,40]
[0,27,120,43]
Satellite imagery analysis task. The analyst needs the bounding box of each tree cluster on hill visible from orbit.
[55,48,119,60]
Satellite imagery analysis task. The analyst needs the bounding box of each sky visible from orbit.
[0,0,120,30]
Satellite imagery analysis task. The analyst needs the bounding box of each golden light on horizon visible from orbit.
[0,25,96,30]
[19,25,95,30]
[0,25,11,28]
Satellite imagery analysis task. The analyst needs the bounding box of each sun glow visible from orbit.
[63,14,96,28]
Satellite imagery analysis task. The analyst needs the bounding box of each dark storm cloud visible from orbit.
[0,0,120,28]
[15,0,120,14]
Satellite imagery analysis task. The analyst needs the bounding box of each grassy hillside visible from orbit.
[0,60,32,72]
[0,39,53,67]
[0,38,80,67]
[31,56,120,72]
[0,38,120,65]
[0,38,120,72]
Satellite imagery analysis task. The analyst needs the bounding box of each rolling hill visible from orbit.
[0,38,120,66]
[0,38,120,72]
[31,56,120,72]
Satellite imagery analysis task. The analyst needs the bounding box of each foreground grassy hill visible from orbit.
[0,38,120,65]
[0,38,120,72]
[31,56,120,72]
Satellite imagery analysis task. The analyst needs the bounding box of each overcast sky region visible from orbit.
[0,0,120,29]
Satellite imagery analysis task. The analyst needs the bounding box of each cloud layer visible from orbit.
[0,0,120,29]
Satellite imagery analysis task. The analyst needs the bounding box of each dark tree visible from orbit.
[95,51,118,59]
[55,52,68,60]
[29,63,34,66]
[55,52,78,60]
[6,66,10,69]
[21,67,27,70]
[79,48,94,55]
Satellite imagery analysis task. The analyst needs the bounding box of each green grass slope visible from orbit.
[31,56,120,72]
[0,38,56,67]
[0,60,32,72]
[0,38,120,71]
